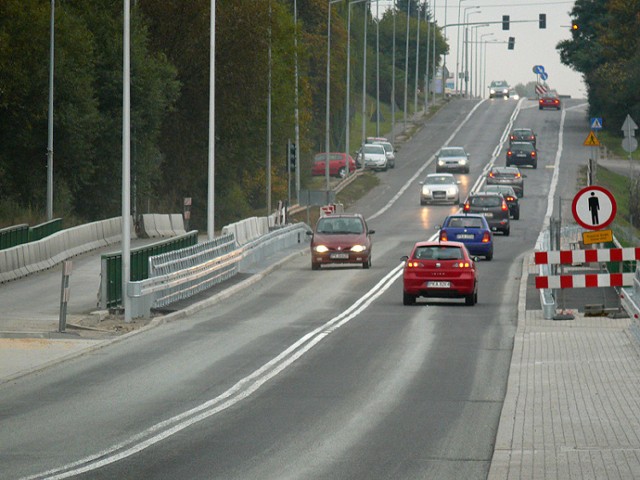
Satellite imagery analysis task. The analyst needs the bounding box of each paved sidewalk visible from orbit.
[488,255,640,480]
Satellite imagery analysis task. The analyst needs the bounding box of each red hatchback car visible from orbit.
[312,153,357,178]
[307,214,374,270]
[402,241,478,306]
[539,94,561,110]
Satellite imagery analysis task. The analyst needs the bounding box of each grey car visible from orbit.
[419,173,461,205]
[435,146,470,173]
[486,166,525,198]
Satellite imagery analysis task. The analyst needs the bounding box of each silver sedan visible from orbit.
[435,146,470,173]
[419,173,461,205]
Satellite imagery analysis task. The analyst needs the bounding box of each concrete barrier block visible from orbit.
[155,214,174,237]
[141,214,160,238]
[170,214,186,235]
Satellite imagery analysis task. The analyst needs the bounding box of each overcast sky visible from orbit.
[379,1,585,98]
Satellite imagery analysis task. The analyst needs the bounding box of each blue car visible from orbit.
[438,214,494,260]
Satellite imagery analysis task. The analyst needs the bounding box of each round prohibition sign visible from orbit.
[571,185,617,230]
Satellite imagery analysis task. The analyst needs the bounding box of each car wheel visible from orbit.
[420,199,427,206]
[465,167,470,174]
[485,250,493,261]
[506,161,511,167]
[465,291,475,306]
[338,167,346,178]
[311,262,320,270]
[363,256,371,269]
[532,161,537,169]
[514,209,520,220]
[474,291,478,304]
[539,106,543,110]
[403,293,416,306]
[504,226,510,236]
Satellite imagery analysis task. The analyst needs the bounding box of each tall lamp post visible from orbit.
[208,0,216,239]
[454,0,468,95]
[347,0,368,178]
[325,0,343,192]
[463,8,480,98]
[413,4,421,113]
[480,33,493,98]
[47,0,55,220]
[403,0,410,129]
[470,24,488,97]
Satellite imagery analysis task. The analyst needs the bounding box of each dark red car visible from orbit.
[402,240,478,306]
[306,214,374,270]
[311,153,357,178]
[539,94,561,110]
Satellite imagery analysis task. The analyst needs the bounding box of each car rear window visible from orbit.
[470,196,501,207]
[414,246,463,260]
[447,217,483,228]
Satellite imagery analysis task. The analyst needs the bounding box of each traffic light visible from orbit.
[508,37,515,50]
[288,141,296,172]
[571,21,579,31]
[502,15,510,30]
[539,13,546,29]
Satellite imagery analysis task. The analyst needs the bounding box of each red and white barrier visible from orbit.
[535,272,635,289]
[535,247,640,265]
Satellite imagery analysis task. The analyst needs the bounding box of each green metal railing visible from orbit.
[28,218,62,242]
[0,224,29,250]
[101,231,198,309]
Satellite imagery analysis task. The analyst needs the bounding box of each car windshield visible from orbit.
[440,148,466,157]
[470,196,501,207]
[314,153,342,162]
[414,246,463,260]
[363,145,385,154]
[374,142,393,152]
[446,217,484,229]
[425,175,455,185]
[316,217,363,234]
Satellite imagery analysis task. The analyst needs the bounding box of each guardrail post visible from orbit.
[59,261,72,332]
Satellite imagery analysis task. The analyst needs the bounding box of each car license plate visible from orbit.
[482,212,493,217]
[427,281,450,288]
[516,154,526,157]
[330,252,349,259]
[457,234,474,239]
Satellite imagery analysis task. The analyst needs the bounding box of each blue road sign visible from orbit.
[533,65,545,75]
[590,117,603,130]
[540,71,549,81]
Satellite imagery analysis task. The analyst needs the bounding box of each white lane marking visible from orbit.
[25,266,405,479]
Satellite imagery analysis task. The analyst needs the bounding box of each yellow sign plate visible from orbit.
[584,131,600,146]
[582,229,613,245]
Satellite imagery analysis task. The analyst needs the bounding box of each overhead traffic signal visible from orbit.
[502,15,510,30]
[508,37,515,50]
[539,14,546,29]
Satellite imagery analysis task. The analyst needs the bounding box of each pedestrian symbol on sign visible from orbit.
[572,186,617,230]
[588,192,599,225]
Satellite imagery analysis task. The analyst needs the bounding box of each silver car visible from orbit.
[435,146,470,173]
[372,140,396,168]
[357,143,388,171]
[419,173,461,205]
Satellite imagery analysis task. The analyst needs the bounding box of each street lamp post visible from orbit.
[391,1,396,144]
[480,33,493,98]
[403,0,410,129]
[454,0,467,95]
[347,0,368,178]
[424,3,431,111]
[463,9,480,97]
[470,24,488,97]
[325,0,343,192]
[413,4,421,113]
[360,0,368,166]
[375,0,380,136]
[47,0,55,221]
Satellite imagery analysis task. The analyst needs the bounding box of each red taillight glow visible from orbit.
[529,136,534,140]
[488,172,495,178]
[482,232,491,243]
[501,201,508,211]
[440,231,448,242]
[463,203,470,212]
[515,172,521,178]
[407,261,421,268]
[531,151,536,157]
[506,196,515,201]
[507,151,513,156]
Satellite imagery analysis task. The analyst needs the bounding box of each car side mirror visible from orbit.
[473,256,479,262]
[306,231,313,236]
[434,225,441,231]
[521,174,527,178]
[401,255,409,262]
[368,229,375,235]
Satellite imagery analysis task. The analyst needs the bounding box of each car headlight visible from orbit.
[314,245,329,253]
[460,158,467,165]
[448,187,457,195]
[350,245,367,253]
[422,187,431,195]
[490,89,496,94]
[437,159,445,165]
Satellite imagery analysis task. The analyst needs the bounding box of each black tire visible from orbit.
[465,292,475,306]
[532,161,537,169]
[420,199,427,206]
[506,161,511,167]
[338,167,346,178]
[504,226,510,236]
[403,293,416,306]
[311,262,320,270]
[485,250,493,261]
[465,167,470,174]
[363,256,371,269]
[514,209,520,220]
[539,106,543,110]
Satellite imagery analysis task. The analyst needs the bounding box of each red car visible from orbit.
[402,241,479,306]
[539,94,561,110]
[311,153,357,178]
[306,213,374,270]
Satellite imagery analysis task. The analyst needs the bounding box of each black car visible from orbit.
[486,166,525,198]
[482,185,520,219]
[509,128,536,147]
[462,192,510,235]
[506,141,537,169]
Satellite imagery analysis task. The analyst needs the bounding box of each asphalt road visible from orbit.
[1,97,594,480]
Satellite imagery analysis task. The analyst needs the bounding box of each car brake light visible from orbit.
[502,201,508,211]
[440,231,448,242]
[506,196,514,202]
[482,232,491,243]
[507,151,512,156]
[453,261,472,268]
[488,172,495,178]
[463,203,470,212]
[407,261,421,268]
[515,172,521,178]
[531,151,536,157]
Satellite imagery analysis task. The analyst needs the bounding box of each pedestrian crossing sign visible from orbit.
[590,117,603,130]
[584,131,600,146]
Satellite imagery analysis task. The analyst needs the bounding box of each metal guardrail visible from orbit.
[0,223,29,250]
[127,223,309,318]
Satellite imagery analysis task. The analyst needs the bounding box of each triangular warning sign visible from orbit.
[584,131,600,146]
